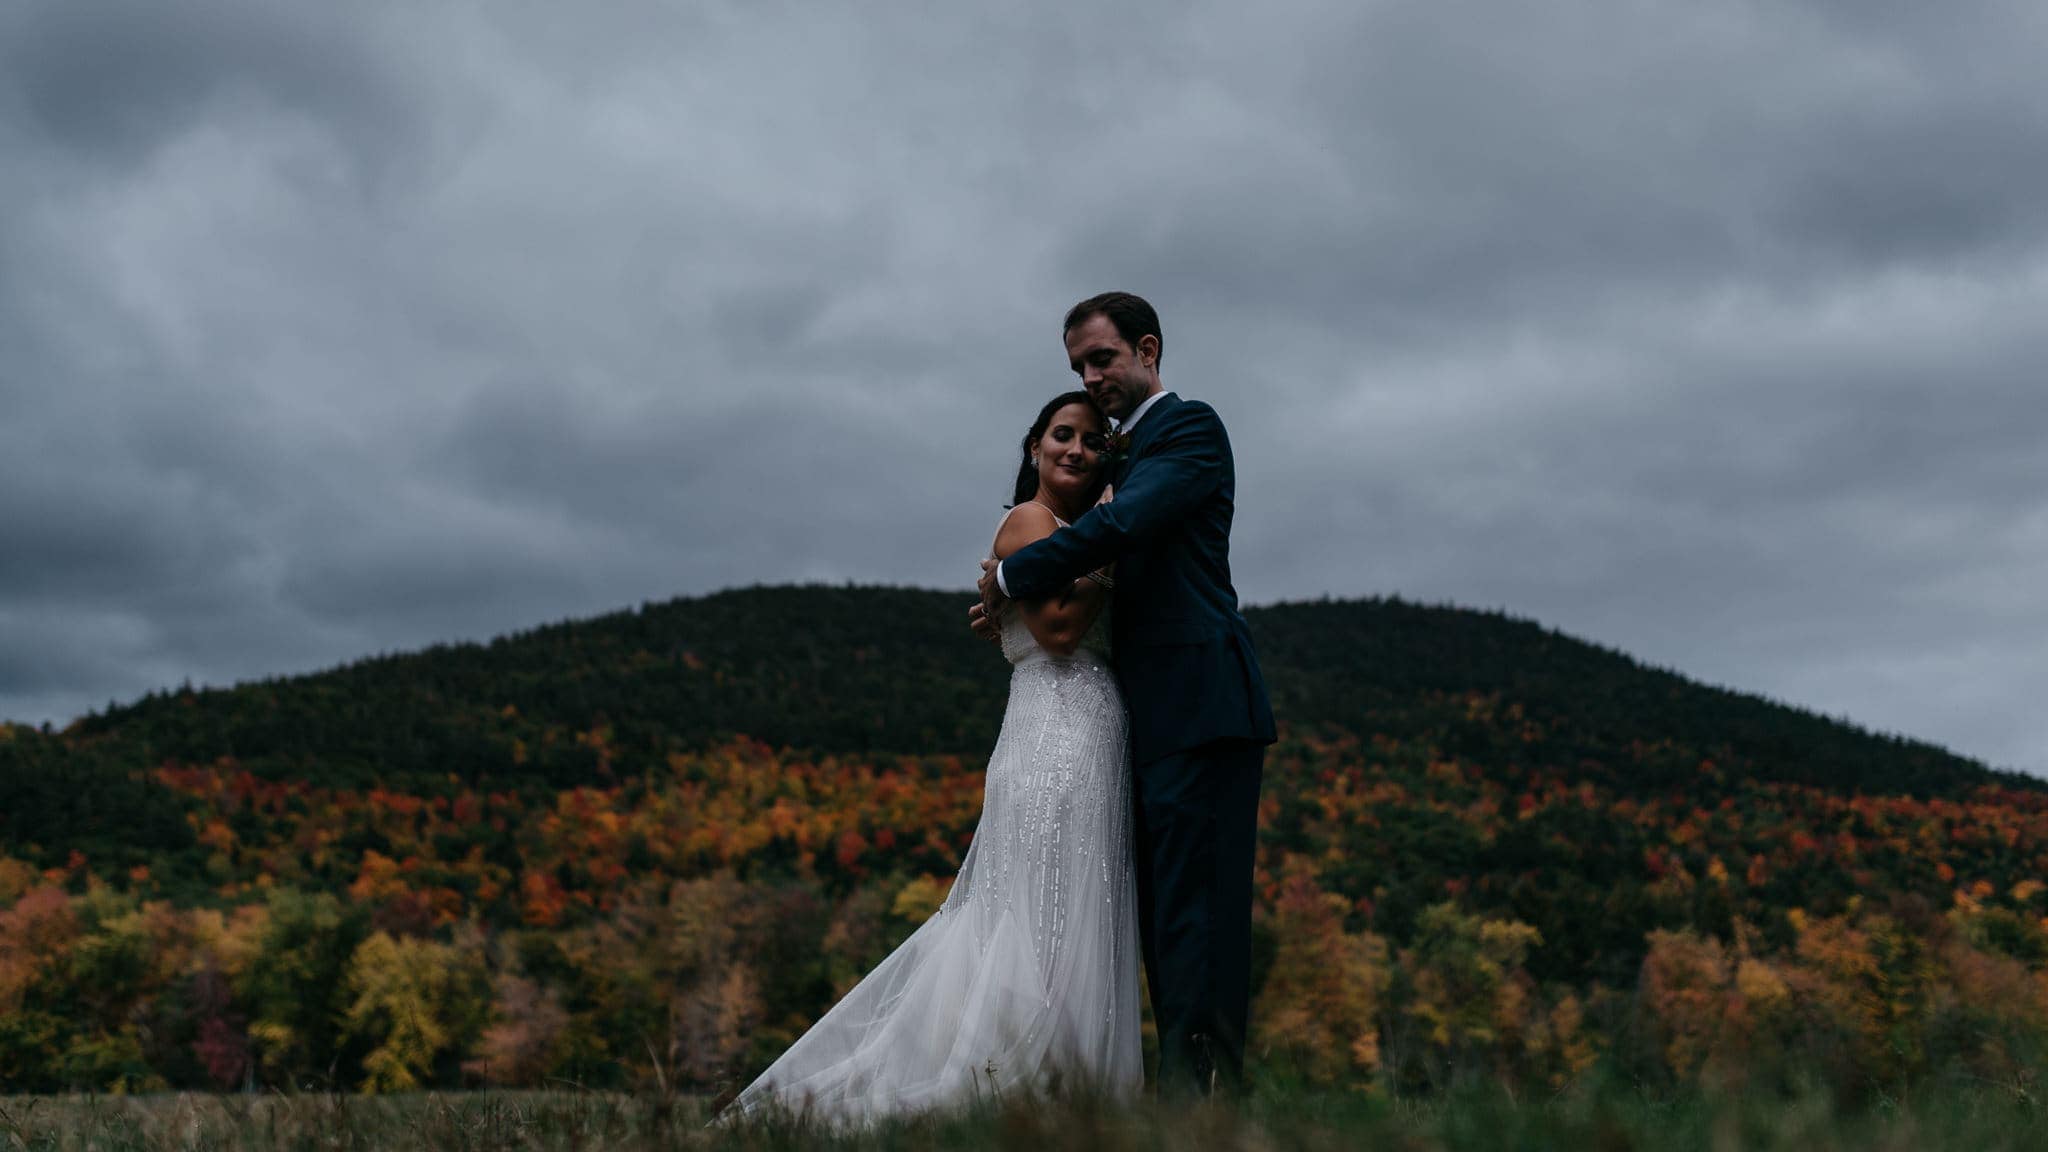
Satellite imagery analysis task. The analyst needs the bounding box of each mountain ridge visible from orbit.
[32,583,2029,793]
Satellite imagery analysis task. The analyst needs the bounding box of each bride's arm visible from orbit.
[993,502,1109,657]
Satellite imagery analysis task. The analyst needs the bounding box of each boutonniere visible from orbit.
[1098,429,1132,466]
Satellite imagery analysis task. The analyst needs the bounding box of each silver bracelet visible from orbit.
[1084,569,1116,589]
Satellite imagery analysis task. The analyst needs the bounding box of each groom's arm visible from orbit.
[999,401,1229,601]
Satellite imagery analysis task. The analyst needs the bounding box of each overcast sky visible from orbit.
[3,0,2043,775]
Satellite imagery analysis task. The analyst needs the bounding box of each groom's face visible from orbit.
[1065,314,1159,421]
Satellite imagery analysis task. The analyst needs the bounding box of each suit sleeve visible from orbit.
[1001,402,1227,601]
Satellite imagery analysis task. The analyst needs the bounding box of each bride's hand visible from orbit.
[968,601,1002,643]
[975,557,1009,636]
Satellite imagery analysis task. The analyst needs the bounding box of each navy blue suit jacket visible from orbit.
[1001,393,1277,767]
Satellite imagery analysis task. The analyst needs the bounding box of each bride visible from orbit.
[719,391,1142,1124]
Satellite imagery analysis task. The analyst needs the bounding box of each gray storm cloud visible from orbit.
[2,0,2043,773]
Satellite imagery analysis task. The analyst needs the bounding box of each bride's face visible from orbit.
[1035,402,1106,505]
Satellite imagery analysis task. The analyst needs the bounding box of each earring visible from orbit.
[1032,455,1040,467]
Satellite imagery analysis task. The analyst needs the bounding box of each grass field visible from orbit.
[3,1080,2046,1152]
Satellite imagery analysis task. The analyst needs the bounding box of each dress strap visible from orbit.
[993,501,1068,551]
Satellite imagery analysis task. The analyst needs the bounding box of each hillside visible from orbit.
[2,585,2045,1095]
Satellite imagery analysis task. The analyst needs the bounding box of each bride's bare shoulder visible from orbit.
[993,502,1058,560]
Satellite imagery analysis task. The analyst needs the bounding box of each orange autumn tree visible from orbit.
[1782,905,1936,1088]
[1251,855,1390,1087]
[1637,928,1795,1087]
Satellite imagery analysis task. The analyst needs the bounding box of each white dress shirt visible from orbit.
[1116,388,1169,434]
[996,390,1172,597]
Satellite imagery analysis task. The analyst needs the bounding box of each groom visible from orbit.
[973,291,1276,1098]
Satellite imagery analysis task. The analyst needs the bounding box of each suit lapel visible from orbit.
[1124,392,1179,464]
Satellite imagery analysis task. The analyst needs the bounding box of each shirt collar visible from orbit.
[1116,389,1170,434]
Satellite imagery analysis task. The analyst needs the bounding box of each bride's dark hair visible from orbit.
[1010,391,1109,508]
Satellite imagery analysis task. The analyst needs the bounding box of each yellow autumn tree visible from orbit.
[890,874,953,926]
[1519,991,1599,1091]
[341,930,489,1092]
[1400,902,1543,1082]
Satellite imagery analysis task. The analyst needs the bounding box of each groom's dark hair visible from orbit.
[1064,291,1162,366]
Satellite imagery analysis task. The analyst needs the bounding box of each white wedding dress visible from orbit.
[721,513,1142,1126]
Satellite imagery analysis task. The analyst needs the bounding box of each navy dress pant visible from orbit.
[1130,736,1265,1097]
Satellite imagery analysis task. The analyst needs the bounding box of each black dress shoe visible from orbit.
[1189,1032,1216,1097]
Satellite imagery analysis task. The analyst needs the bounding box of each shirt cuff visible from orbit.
[995,561,1011,598]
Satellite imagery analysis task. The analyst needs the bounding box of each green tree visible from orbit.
[237,888,367,1088]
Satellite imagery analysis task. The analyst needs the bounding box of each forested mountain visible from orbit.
[13,586,2023,847]
[2,586,2043,1095]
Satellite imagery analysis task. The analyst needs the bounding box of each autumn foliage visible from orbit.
[1,588,2043,1096]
